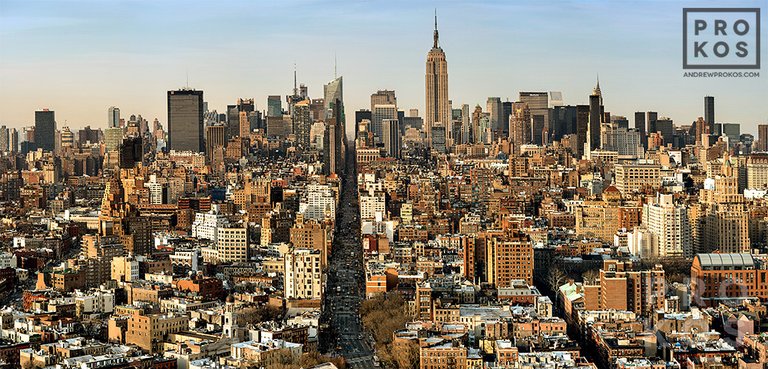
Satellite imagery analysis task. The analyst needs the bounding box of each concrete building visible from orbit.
[125,311,189,353]
[360,188,386,221]
[216,227,248,263]
[697,158,750,253]
[509,102,531,154]
[614,163,661,194]
[299,184,336,221]
[191,206,229,242]
[601,124,644,158]
[111,256,139,283]
[691,253,768,306]
[747,153,768,189]
[284,248,323,300]
[290,216,331,267]
[486,231,534,286]
[642,194,691,258]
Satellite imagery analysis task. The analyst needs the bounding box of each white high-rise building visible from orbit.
[144,174,164,205]
[746,153,768,189]
[299,184,336,221]
[601,123,644,158]
[360,188,386,221]
[642,194,691,258]
[284,248,323,300]
[191,205,229,241]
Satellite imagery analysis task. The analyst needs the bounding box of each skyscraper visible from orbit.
[372,104,397,141]
[238,98,257,132]
[704,96,715,135]
[382,119,401,159]
[519,92,549,145]
[575,105,590,158]
[634,112,647,148]
[355,109,372,141]
[461,104,470,144]
[501,101,513,137]
[267,95,282,117]
[293,99,312,150]
[35,109,56,152]
[656,118,674,146]
[509,102,531,154]
[694,117,707,146]
[9,128,18,153]
[226,98,257,141]
[646,111,658,136]
[206,124,225,158]
[586,81,603,157]
[757,124,768,151]
[167,89,204,153]
[0,126,8,152]
[108,106,121,128]
[425,13,449,148]
[323,77,345,175]
[239,111,250,140]
[371,90,397,112]
[486,97,502,135]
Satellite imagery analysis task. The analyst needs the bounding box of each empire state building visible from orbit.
[425,13,449,148]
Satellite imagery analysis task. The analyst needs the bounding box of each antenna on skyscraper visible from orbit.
[334,53,337,79]
[293,62,298,96]
[185,70,189,89]
[433,8,439,48]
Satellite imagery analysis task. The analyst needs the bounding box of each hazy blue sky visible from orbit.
[0,0,766,136]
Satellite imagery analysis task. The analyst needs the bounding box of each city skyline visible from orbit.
[0,0,766,135]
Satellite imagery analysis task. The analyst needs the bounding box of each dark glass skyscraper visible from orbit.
[551,105,577,141]
[704,96,715,135]
[587,82,604,155]
[647,111,658,135]
[656,118,674,146]
[576,105,590,158]
[167,89,204,152]
[267,95,282,117]
[34,109,56,152]
[634,112,647,148]
[501,101,513,136]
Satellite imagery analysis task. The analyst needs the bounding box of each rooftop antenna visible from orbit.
[433,8,439,48]
[185,69,189,89]
[293,63,298,96]
[334,53,337,79]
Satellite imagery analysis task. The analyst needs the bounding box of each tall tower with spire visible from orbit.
[585,77,604,158]
[425,10,450,149]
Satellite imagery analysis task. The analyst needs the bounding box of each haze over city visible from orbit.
[1,0,766,134]
[1,1,768,369]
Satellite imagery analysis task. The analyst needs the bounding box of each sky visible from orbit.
[0,0,766,137]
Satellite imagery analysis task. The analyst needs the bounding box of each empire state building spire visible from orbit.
[434,10,439,49]
[425,11,449,150]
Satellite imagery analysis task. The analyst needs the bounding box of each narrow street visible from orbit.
[319,146,376,368]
